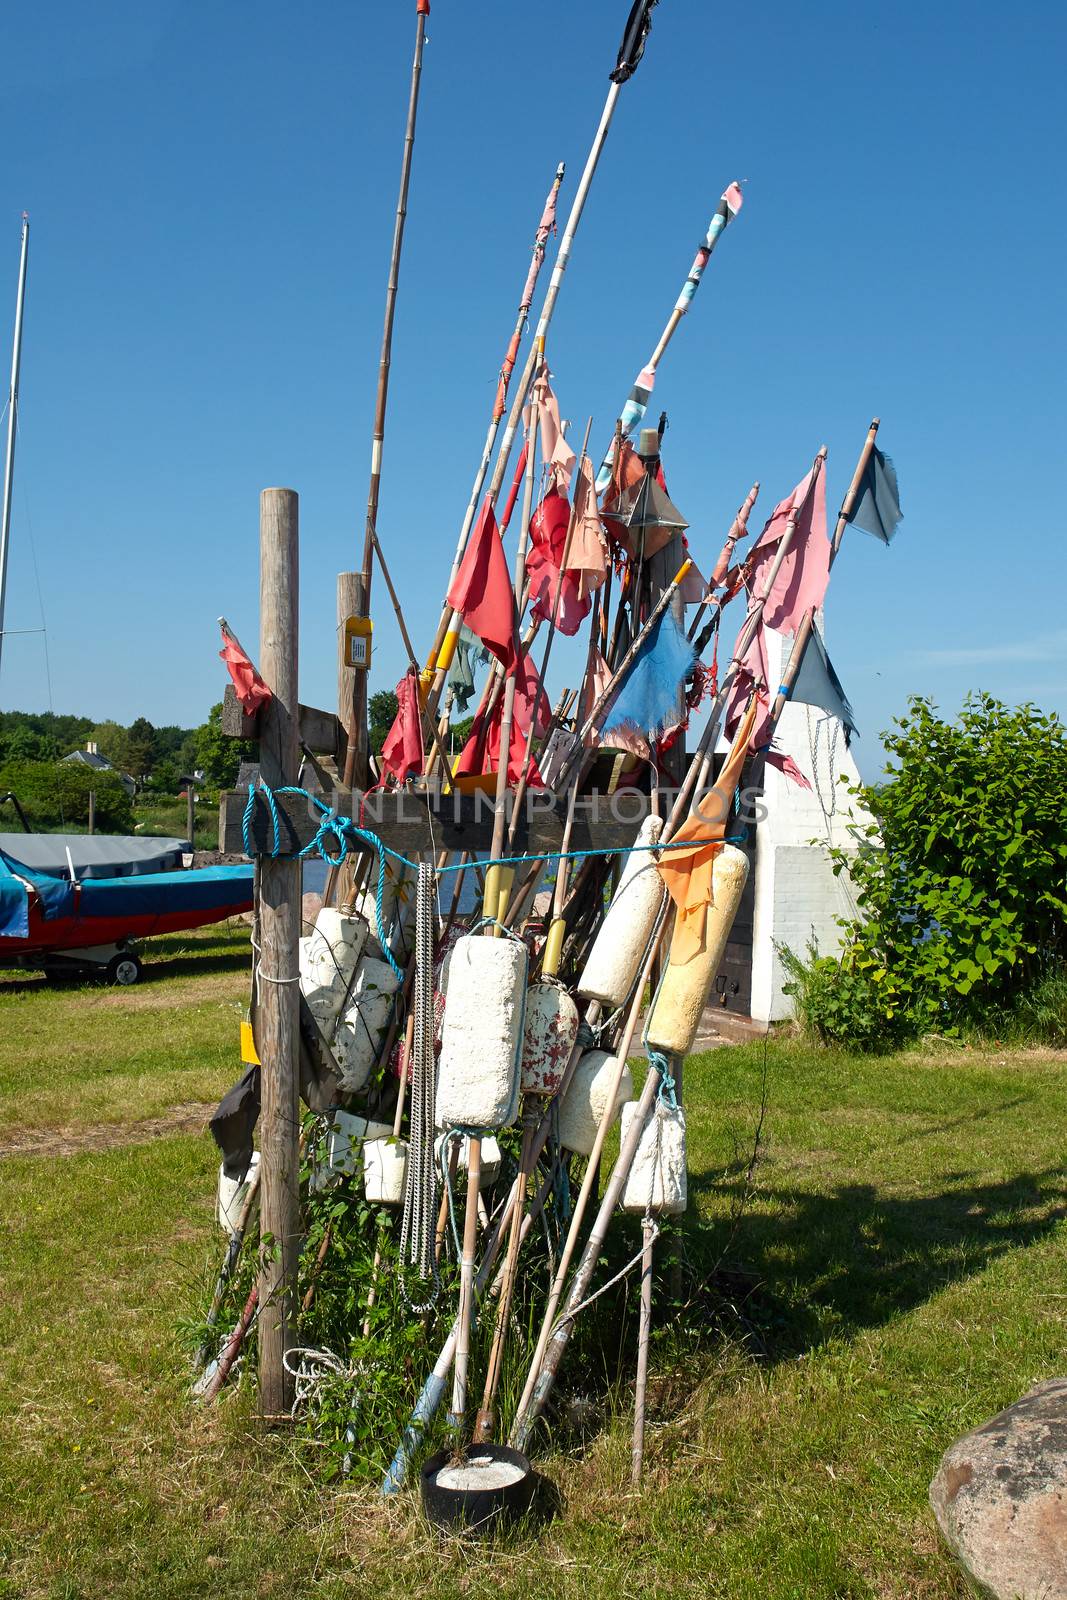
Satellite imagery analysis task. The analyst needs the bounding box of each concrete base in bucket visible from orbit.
[421,1443,536,1535]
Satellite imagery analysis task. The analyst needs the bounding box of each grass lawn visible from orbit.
[1,926,1065,1598]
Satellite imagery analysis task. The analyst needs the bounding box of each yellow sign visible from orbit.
[344,615,373,671]
[240,1020,261,1066]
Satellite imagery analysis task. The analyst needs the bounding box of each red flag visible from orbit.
[446,498,517,669]
[455,654,549,787]
[746,467,829,633]
[380,669,425,784]
[219,621,271,715]
[526,490,592,637]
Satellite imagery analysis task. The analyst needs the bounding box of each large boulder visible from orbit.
[930,1378,1067,1599]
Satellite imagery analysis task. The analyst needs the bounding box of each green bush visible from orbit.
[780,941,907,1052]
[814,693,1067,1045]
[0,759,133,832]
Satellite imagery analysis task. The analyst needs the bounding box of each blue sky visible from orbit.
[1,0,1063,776]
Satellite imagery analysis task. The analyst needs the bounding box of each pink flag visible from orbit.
[219,621,271,715]
[528,369,576,493]
[380,669,425,784]
[747,466,829,633]
[724,618,812,790]
[568,452,608,593]
[446,498,517,669]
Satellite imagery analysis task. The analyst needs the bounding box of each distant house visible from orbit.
[62,742,137,798]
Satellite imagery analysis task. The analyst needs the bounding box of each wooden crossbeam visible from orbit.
[220,683,343,757]
[219,786,652,859]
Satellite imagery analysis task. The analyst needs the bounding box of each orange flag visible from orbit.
[656,693,759,965]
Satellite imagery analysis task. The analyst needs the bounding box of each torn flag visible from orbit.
[380,669,425,785]
[601,608,695,741]
[792,623,858,741]
[529,369,576,494]
[455,654,549,788]
[526,490,591,637]
[656,693,760,965]
[747,466,829,634]
[848,446,902,544]
[219,620,271,715]
[446,498,517,670]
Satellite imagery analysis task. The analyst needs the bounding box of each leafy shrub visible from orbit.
[780,941,907,1052]
[820,693,1067,1044]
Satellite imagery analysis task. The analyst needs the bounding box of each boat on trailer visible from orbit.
[0,833,253,984]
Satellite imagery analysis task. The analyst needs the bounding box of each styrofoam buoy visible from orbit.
[620,1100,687,1215]
[578,816,664,1006]
[217,1150,260,1236]
[645,844,749,1056]
[363,1136,408,1204]
[299,910,369,1030]
[521,982,580,1097]
[332,957,401,1093]
[356,858,415,957]
[557,1049,633,1157]
[436,935,525,1129]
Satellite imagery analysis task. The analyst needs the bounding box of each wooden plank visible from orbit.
[219,786,653,860]
[221,682,343,756]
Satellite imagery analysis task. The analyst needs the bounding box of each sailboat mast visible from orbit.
[0,214,29,682]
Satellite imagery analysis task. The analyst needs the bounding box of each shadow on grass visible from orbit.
[685,1160,1067,1360]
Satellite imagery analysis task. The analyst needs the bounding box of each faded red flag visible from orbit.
[746,466,829,633]
[446,498,517,669]
[526,490,592,637]
[219,620,271,715]
[455,654,549,787]
[380,669,425,784]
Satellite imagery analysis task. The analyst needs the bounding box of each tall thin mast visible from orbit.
[348,1,431,787]
[0,215,29,684]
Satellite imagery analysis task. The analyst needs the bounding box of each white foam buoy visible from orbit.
[363,1136,408,1204]
[442,1130,503,1187]
[299,909,369,1029]
[645,844,749,1057]
[355,858,415,957]
[332,957,402,1093]
[436,935,525,1129]
[557,1049,633,1157]
[620,1100,687,1215]
[578,816,664,1006]
[521,982,580,1097]
[217,1150,260,1236]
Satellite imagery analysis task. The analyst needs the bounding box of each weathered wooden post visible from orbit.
[186,783,195,849]
[87,790,95,835]
[256,486,301,1417]
[331,571,363,909]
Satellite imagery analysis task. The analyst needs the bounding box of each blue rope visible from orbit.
[241,779,747,881]
[648,1048,679,1110]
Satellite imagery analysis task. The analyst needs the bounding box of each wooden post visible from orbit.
[330,571,363,908]
[87,790,95,835]
[256,486,301,1419]
[186,784,195,848]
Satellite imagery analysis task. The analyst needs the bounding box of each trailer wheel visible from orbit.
[107,952,143,986]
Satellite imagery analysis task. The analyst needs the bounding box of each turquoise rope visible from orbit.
[241,779,746,881]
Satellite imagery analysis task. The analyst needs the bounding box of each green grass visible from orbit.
[131,796,218,852]
[1,941,1065,1597]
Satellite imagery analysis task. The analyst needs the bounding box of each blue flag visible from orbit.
[602,609,695,740]
[848,446,902,544]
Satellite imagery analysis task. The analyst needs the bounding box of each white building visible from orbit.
[716,625,872,1024]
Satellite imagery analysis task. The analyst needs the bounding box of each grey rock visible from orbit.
[930,1377,1067,1599]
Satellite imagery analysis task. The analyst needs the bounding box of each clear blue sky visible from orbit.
[1,0,1063,775]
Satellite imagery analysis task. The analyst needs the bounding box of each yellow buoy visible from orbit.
[645,844,749,1057]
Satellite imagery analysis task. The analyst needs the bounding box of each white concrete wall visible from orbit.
[748,627,871,1023]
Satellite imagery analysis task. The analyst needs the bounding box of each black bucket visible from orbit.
[420,1443,536,1535]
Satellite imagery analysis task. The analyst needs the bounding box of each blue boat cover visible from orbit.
[77,864,253,920]
[0,851,75,938]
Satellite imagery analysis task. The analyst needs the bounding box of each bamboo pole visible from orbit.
[256,487,302,1419]
[686,480,760,642]
[347,0,431,789]
[423,163,565,675]
[510,904,666,1438]
[631,1219,655,1484]
[594,182,743,491]
[196,1162,262,1371]
[473,1108,534,1441]
[449,1134,482,1441]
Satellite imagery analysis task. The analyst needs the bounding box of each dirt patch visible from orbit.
[0,1101,215,1158]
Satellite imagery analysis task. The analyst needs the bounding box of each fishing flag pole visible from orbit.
[345,0,432,789]
[595,181,745,490]
[425,0,662,711]
[423,163,565,677]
